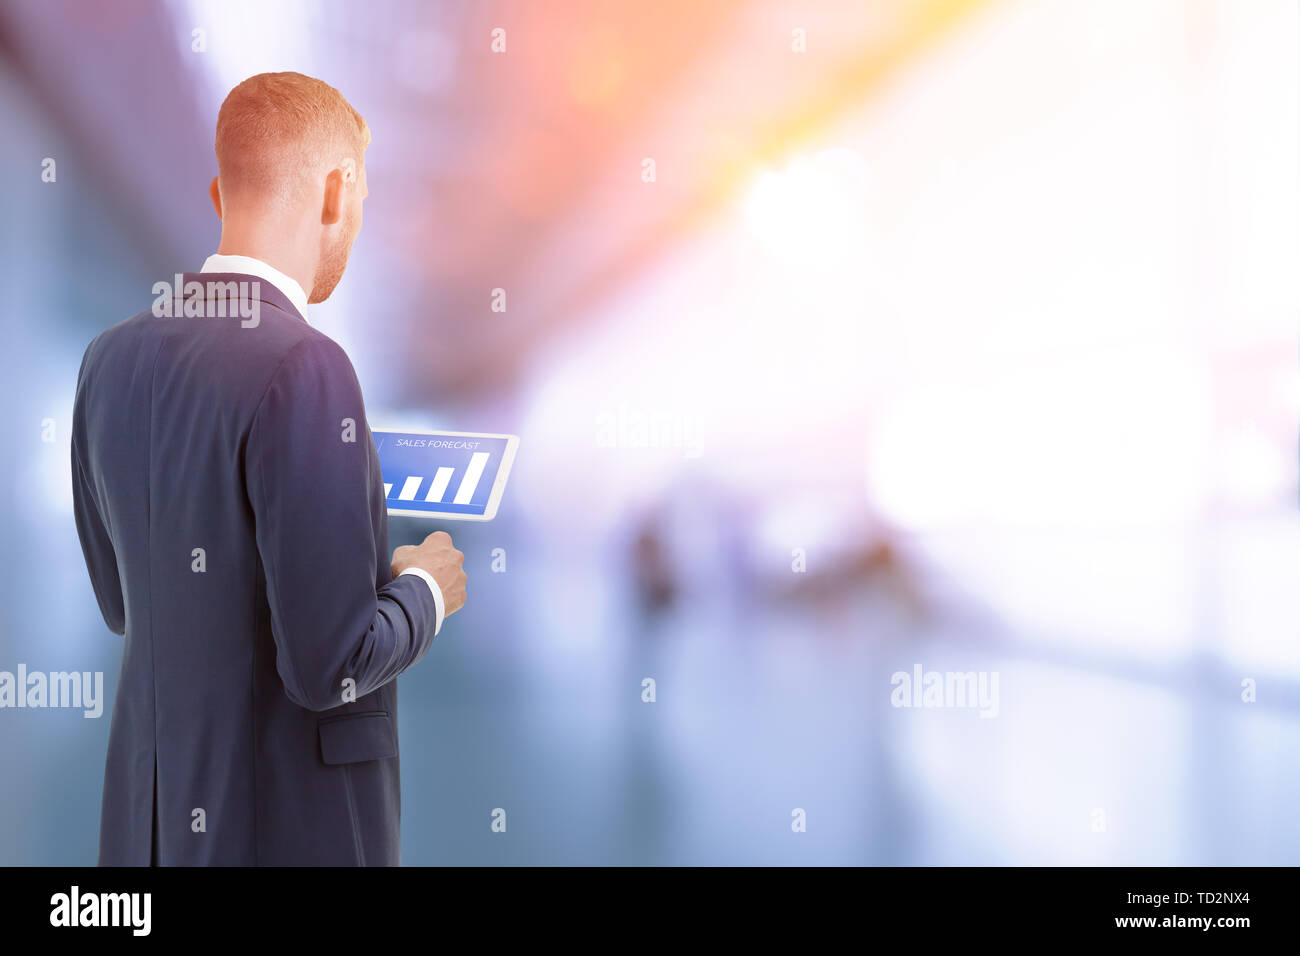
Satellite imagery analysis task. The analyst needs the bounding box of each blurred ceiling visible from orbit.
[0,0,995,403]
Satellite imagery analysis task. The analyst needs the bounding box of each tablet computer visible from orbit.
[373,428,519,521]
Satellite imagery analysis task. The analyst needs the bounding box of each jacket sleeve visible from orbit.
[245,335,439,712]
[71,427,126,636]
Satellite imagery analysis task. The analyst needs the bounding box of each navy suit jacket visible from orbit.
[72,273,439,865]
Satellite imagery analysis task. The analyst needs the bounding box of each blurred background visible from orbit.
[2,0,1298,865]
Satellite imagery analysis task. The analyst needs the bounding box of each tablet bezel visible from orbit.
[372,427,519,522]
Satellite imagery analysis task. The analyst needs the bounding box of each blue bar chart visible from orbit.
[373,431,513,518]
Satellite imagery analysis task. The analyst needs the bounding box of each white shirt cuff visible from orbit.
[398,567,445,636]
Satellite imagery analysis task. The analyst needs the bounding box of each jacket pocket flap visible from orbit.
[318,711,397,765]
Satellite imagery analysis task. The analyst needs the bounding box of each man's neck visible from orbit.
[215,239,314,302]
[202,251,311,321]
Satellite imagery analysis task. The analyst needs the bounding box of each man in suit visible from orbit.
[71,72,466,865]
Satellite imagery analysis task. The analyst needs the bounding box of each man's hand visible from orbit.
[391,531,467,616]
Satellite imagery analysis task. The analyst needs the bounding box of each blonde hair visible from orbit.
[214,72,369,202]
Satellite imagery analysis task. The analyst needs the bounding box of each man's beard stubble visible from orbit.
[309,210,356,304]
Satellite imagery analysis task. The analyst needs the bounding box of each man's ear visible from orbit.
[321,168,345,226]
[209,177,222,220]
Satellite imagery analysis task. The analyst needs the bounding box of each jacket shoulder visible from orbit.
[75,303,363,443]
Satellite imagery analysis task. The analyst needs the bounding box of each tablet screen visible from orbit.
[372,429,518,520]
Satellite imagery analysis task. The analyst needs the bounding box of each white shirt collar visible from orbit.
[201,253,309,321]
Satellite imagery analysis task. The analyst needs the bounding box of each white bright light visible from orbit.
[867,347,1213,530]
[182,0,317,102]
[742,148,871,268]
